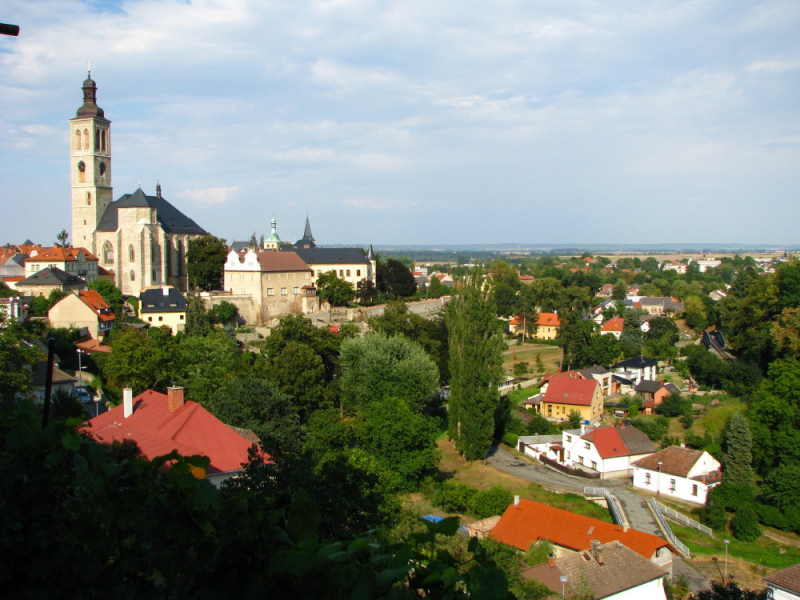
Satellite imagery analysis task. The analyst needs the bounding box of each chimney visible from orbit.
[547,555,555,568]
[162,285,169,296]
[167,386,185,412]
[623,523,629,533]
[514,495,520,507]
[123,387,133,418]
[591,540,604,564]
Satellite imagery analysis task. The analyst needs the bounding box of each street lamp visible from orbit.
[656,461,663,499]
[724,539,730,583]
[559,575,569,599]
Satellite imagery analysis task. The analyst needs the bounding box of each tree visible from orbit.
[263,314,343,385]
[612,281,627,301]
[567,410,583,428]
[760,464,800,512]
[88,279,124,313]
[445,267,505,460]
[184,295,213,336]
[339,333,439,413]
[356,278,377,304]
[208,300,238,325]
[186,234,227,291]
[689,580,767,600]
[382,259,416,299]
[0,322,41,405]
[101,327,177,397]
[655,393,691,418]
[684,296,709,331]
[730,504,761,542]
[316,270,355,308]
[723,413,755,493]
[264,340,328,417]
[173,332,241,405]
[427,275,446,298]
[55,228,69,247]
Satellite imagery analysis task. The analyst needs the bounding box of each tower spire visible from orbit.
[76,65,104,118]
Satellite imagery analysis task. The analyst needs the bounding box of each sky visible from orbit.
[2,0,800,248]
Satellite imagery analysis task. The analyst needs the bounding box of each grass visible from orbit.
[690,397,745,439]
[502,343,562,377]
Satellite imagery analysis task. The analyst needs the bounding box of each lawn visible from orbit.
[690,397,745,439]
[502,343,562,377]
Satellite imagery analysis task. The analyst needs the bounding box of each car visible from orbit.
[76,389,93,403]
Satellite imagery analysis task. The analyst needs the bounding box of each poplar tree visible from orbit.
[724,413,755,490]
[445,266,505,460]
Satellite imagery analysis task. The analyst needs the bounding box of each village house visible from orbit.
[635,380,682,414]
[15,267,87,297]
[764,563,800,600]
[24,246,100,284]
[533,312,560,340]
[539,377,604,424]
[632,446,722,505]
[48,289,115,340]
[600,317,625,339]
[577,365,613,396]
[138,285,187,334]
[613,357,658,387]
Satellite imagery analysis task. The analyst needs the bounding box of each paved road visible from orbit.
[486,445,709,593]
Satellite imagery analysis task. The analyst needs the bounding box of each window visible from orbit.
[75,130,82,150]
[293,287,299,294]
[591,461,597,470]
[669,479,676,492]
[158,316,163,322]
[130,270,135,281]
[577,456,584,465]
[83,128,89,150]
[148,317,153,322]
[565,435,571,443]
[129,245,135,262]
[566,452,570,460]
[267,288,273,296]
[339,270,343,277]
[692,485,698,497]
[281,288,287,296]
[86,192,91,206]
[346,270,351,277]
[357,270,361,277]
[584,442,590,450]
[645,473,651,485]
[180,315,184,320]
[103,242,114,264]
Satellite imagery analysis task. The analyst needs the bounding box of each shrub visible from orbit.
[470,487,514,519]
[428,481,476,514]
[709,482,755,511]
[502,433,519,448]
[731,504,761,542]
[754,503,789,530]
[630,416,670,441]
[513,362,529,377]
[704,503,728,531]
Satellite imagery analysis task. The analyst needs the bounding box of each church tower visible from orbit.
[70,68,112,252]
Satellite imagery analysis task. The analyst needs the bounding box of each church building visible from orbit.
[69,72,206,296]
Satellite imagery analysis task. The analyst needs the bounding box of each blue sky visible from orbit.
[2,0,799,247]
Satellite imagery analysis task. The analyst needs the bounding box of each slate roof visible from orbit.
[96,188,206,234]
[18,267,86,288]
[139,286,187,313]
[550,541,668,599]
[616,425,656,455]
[633,446,706,478]
[85,389,262,475]
[543,377,599,407]
[614,357,658,370]
[635,379,663,393]
[491,498,673,559]
[764,562,800,594]
[578,365,610,377]
[289,246,369,266]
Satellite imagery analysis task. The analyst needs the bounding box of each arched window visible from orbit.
[152,269,157,282]
[86,192,91,206]
[83,129,89,150]
[95,129,100,151]
[129,245,135,262]
[103,241,114,264]
[101,130,107,152]
[130,270,136,282]
[75,130,82,150]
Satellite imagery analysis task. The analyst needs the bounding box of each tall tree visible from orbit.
[316,271,355,308]
[186,234,227,291]
[55,229,69,248]
[723,413,755,494]
[0,322,41,406]
[382,259,416,299]
[445,267,505,460]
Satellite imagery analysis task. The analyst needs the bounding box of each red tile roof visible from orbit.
[77,290,115,322]
[491,499,672,560]
[84,390,262,474]
[601,317,625,332]
[536,312,560,327]
[24,246,98,262]
[542,377,598,407]
[581,427,629,459]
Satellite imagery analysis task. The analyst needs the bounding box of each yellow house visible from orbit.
[534,312,560,340]
[48,290,115,339]
[138,285,187,334]
[540,377,604,424]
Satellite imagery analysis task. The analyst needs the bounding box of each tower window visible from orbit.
[95,129,100,152]
[103,242,114,264]
[86,192,91,205]
[129,245,135,262]
[130,270,135,281]
[99,162,106,176]
[101,130,107,152]
[75,130,82,150]
[83,129,89,150]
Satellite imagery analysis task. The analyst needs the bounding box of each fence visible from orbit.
[650,500,691,558]
[654,501,713,538]
[583,487,625,527]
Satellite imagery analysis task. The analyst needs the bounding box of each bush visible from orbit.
[629,416,670,441]
[470,487,514,519]
[655,393,691,417]
[709,481,755,511]
[730,504,761,542]
[513,362,529,377]
[754,503,790,530]
[502,433,519,448]
[704,503,728,531]
[428,481,476,514]
[525,413,559,435]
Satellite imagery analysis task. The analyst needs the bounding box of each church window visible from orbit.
[75,130,82,150]
[129,245,135,262]
[152,269,157,282]
[130,270,135,281]
[83,129,89,150]
[103,242,114,264]
[86,192,91,205]
[95,129,100,151]
[101,130,107,152]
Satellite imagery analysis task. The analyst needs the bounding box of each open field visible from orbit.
[588,252,783,262]
[502,343,562,377]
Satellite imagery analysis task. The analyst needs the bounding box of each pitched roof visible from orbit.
[491,498,672,559]
[536,312,560,326]
[616,425,656,455]
[24,246,98,263]
[32,361,78,387]
[96,188,206,234]
[18,267,86,287]
[635,379,663,393]
[139,286,188,313]
[614,357,658,370]
[76,290,115,322]
[289,246,369,266]
[256,250,313,273]
[84,390,261,474]
[553,541,667,599]
[581,427,630,459]
[578,365,610,377]
[764,563,800,593]
[543,377,599,407]
[601,317,625,332]
[632,446,707,478]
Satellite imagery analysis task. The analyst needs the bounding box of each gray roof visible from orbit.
[614,357,658,370]
[229,241,250,253]
[289,246,370,266]
[96,188,206,234]
[617,425,656,455]
[578,365,610,377]
[518,434,562,446]
[635,379,663,393]
[139,287,187,313]
[18,267,86,288]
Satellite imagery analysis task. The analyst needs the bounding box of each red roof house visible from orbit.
[540,377,604,423]
[84,387,263,486]
[600,316,625,339]
[491,498,674,568]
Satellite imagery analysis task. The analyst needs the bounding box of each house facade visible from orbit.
[138,285,187,334]
[16,267,87,297]
[613,357,658,387]
[540,377,604,423]
[632,446,722,505]
[600,317,625,339]
[48,289,115,339]
[24,247,100,284]
[533,312,560,340]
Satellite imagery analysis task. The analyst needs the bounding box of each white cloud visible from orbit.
[175,186,239,205]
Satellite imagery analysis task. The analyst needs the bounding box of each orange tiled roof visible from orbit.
[581,427,630,459]
[601,317,625,332]
[535,312,560,327]
[25,246,98,263]
[542,377,598,406]
[491,498,672,559]
[77,290,115,322]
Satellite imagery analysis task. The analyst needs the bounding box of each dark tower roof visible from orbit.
[367,244,375,260]
[96,188,206,234]
[295,215,316,248]
[76,73,106,119]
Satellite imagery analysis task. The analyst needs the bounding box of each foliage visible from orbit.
[753,503,790,530]
[567,410,583,428]
[55,228,69,247]
[446,267,505,460]
[339,333,440,413]
[185,294,213,336]
[502,432,518,447]
[708,482,755,511]
[424,480,513,520]
[208,300,238,325]
[525,412,560,435]
[88,279,124,312]
[381,259,417,299]
[730,504,761,542]
[172,332,242,405]
[471,487,514,519]
[316,270,355,307]
[50,387,88,421]
[0,323,42,405]
[689,580,767,600]
[703,503,728,530]
[263,339,329,417]
[186,234,227,291]
[723,413,755,492]
[655,393,692,417]
[100,327,177,397]
[760,464,800,512]
[356,277,377,304]
[629,416,670,441]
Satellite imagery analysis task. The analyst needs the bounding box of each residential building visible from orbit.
[69,73,206,295]
[24,246,100,284]
[533,312,560,340]
[48,289,115,339]
[613,357,658,387]
[523,541,668,600]
[632,446,722,505]
[540,377,604,424]
[0,250,27,279]
[15,267,87,297]
[577,365,613,396]
[138,285,187,334]
[600,317,625,339]
[764,563,800,600]
[0,296,29,324]
[85,387,262,487]
[696,258,722,273]
[491,498,674,571]
[635,380,682,414]
[633,297,684,316]
[662,261,687,275]
[31,360,78,401]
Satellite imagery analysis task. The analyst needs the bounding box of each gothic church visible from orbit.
[70,72,206,295]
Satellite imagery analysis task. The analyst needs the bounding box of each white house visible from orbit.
[632,446,722,505]
[696,258,722,273]
[613,357,658,386]
[764,563,800,600]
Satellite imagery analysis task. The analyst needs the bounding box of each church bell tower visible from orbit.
[70,67,112,252]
